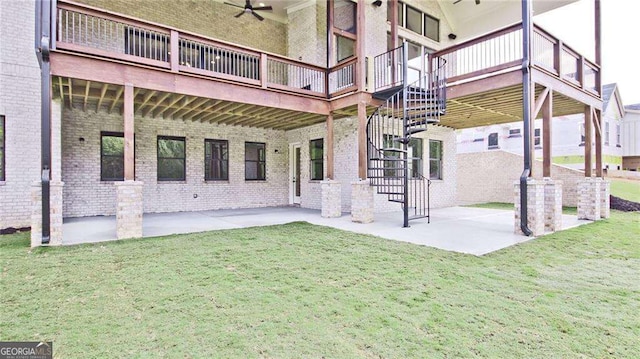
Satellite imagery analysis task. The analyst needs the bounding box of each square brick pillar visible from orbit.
[543,178,563,232]
[351,180,374,223]
[116,181,144,239]
[31,181,64,247]
[598,178,610,219]
[514,179,545,236]
[577,178,601,220]
[321,180,342,218]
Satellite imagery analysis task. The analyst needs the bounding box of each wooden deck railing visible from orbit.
[432,22,601,97]
[55,1,353,99]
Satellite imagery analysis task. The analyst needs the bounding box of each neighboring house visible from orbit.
[0,0,606,245]
[622,104,640,170]
[457,83,625,172]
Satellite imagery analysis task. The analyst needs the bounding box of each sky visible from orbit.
[534,0,640,105]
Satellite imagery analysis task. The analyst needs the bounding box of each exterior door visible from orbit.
[290,143,301,204]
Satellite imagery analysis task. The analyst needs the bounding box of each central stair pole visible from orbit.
[402,42,409,228]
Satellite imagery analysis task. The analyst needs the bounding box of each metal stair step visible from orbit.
[381,147,407,153]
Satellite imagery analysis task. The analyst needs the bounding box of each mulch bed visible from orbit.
[610,195,640,212]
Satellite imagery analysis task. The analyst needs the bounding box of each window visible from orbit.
[408,138,423,178]
[406,5,422,34]
[309,139,324,180]
[424,14,440,42]
[0,116,4,181]
[334,0,356,34]
[336,35,355,62]
[204,139,228,181]
[488,132,499,149]
[157,136,186,181]
[605,122,610,145]
[382,134,401,178]
[429,140,442,180]
[101,132,125,181]
[394,2,440,42]
[534,128,541,147]
[508,129,522,138]
[245,142,266,180]
[616,123,621,147]
[580,123,585,145]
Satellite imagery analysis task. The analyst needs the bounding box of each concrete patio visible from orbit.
[62,206,590,255]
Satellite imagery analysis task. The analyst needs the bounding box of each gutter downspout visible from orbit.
[35,0,52,244]
[519,0,533,236]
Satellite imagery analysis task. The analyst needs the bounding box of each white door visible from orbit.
[290,143,301,204]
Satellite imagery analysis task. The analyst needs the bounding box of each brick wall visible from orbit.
[62,108,290,217]
[457,150,585,207]
[75,0,287,55]
[0,0,41,229]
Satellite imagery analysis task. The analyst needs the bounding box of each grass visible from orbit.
[1,212,640,358]
[610,178,640,202]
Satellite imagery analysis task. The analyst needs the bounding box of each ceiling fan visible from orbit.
[454,0,481,4]
[224,0,273,21]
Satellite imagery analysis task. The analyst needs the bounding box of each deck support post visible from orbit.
[357,101,367,180]
[542,88,553,177]
[117,83,143,239]
[326,112,334,180]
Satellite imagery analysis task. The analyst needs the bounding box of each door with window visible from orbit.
[290,143,301,204]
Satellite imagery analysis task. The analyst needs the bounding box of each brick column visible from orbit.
[351,180,374,223]
[577,178,601,220]
[321,180,342,218]
[514,179,545,236]
[598,178,610,219]
[543,178,563,232]
[30,181,64,247]
[116,181,144,239]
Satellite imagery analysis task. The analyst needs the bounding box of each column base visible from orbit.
[31,181,64,247]
[351,180,374,224]
[514,179,545,236]
[543,178,563,232]
[577,178,601,220]
[321,180,342,218]
[599,178,610,219]
[116,181,144,239]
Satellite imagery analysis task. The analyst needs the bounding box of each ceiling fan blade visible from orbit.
[252,11,264,21]
[224,1,244,9]
[453,0,462,4]
[252,6,272,11]
[235,10,245,18]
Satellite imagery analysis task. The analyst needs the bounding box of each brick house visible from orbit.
[0,0,607,246]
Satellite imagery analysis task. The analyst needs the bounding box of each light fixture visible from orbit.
[372,0,382,6]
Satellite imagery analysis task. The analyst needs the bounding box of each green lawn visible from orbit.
[611,178,640,202]
[1,212,639,358]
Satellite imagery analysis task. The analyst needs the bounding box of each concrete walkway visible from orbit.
[62,206,590,255]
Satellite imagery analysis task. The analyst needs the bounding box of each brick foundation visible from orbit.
[514,179,545,236]
[351,180,374,223]
[543,178,563,232]
[599,178,610,219]
[321,180,341,218]
[116,181,144,239]
[30,181,64,247]
[577,178,601,220]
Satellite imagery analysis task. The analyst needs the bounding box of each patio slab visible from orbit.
[62,206,591,255]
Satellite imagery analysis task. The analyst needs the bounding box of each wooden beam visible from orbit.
[68,78,74,108]
[138,90,157,113]
[447,70,522,100]
[96,83,109,113]
[542,89,553,177]
[390,0,399,49]
[50,52,330,115]
[532,86,550,120]
[594,108,603,177]
[326,112,334,180]
[124,84,135,181]
[173,97,209,119]
[155,94,186,118]
[591,106,601,135]
[595,0,602,95]
[165,96,198,119]
[58,77,65,106]
[83,81,90,111]
[357,101,366,180]
[143,92,170,117]
[109,86,123,114]
[584,105,593,177]
[532,68,602,109]
[356,0,365,90]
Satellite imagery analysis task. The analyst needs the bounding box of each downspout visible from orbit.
[35,0,52,244]
[519,0,533,236]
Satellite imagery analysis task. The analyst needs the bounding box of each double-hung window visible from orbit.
[309,139,324,181]
[429,140,443,180]
[101,132,125,181]
[157,136,186,181]
[245,142,266,180]
[204,139,228,181]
